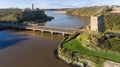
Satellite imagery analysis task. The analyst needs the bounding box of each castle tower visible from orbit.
[90,15,105,32]
[32,4,34,10]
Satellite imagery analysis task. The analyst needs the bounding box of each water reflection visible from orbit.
[22,30,63,41]
[0,31,29,49]
[0,31,70,67]
[44,11,89,28]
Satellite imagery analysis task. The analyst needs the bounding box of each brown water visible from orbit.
[0,30,70,67]
[0,12,89,67]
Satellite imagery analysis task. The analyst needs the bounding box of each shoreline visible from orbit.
[57,33,120,67]
[54,11,67,14]
[57,48,85,67]
[56,36,87,67]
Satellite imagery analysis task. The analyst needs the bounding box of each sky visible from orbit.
[0,0,120,9]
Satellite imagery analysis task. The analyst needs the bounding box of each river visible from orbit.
[0,11,89,67]
[40,11,89,28]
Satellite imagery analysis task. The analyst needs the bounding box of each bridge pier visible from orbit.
[41,30,44,33]
[62,33,65,37]
[50,31,54,35]
[33,29,36,32]
[41,30,44,37]
[50,32,54,39]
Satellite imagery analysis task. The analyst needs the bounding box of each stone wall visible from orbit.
[90,15,105,32]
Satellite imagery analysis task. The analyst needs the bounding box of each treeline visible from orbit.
[0,8,52,23]
[17,8,49,22]
[0,8,21,22]
[67,6,111,17]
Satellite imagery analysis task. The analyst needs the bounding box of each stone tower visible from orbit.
[90,15,105,32]
[32,4,34,10]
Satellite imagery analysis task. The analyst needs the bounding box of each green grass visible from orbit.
[62,38,120,63]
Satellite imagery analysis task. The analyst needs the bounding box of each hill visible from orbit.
[67,6,120,33]
[0,8,53,23]
[67,6,111,17]
[0,8,21,22]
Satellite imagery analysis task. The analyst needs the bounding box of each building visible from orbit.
[90,15,105,32]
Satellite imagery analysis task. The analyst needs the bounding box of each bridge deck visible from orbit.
[0,23,84,35]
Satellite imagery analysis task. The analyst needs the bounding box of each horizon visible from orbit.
[0,0,120,9]
[0,5,115,9]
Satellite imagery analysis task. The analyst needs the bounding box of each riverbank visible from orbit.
[67,6,110,17]
[66,6,120,33]
[57,35,94,67]
[57,32,120,67]
[0,8,54,23]
[54,11,67,14]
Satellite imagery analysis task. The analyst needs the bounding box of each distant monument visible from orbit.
[90,15,105,32]
[32,4,34,10]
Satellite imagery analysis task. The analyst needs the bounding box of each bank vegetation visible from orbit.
[58,32,120,67]
[58,5,120,67]
[0,8,53,23]
[67,6,120,33]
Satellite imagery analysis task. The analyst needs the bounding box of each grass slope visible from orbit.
[62,38,120,63]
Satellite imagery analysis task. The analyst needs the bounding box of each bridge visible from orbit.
[0,22,84,36]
